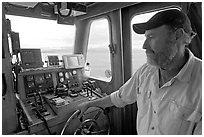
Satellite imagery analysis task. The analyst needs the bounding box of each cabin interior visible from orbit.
[2,2,202,135]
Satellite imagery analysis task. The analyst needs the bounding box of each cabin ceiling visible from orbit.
[8,2,96,8]
[4,2,137,19]
[4,2,186,26]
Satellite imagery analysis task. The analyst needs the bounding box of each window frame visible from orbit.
[86,15,112,82]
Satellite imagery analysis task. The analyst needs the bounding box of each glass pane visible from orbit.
[131,11,161,74]
[86,18,111,81]
[6,15,75,65]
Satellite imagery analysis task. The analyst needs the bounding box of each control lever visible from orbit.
[33,93,38,108]
[82,82,89,97]
[37,91,47,113]
[82,81,96,100]
[32,108,52,135]
[87,81,95,100]
[38,92,43,106]
[88,80,96,90]
[33,92,47,113]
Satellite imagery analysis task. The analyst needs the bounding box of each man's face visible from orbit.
[143,25,178,69]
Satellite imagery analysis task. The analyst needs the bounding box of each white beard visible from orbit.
[146,44,178,70]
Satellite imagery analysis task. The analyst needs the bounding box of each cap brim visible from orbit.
[133,22,147,34]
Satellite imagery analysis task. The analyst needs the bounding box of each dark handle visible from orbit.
[2,73,7,96]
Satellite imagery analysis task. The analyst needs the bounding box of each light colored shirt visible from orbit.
[110,49,202,135]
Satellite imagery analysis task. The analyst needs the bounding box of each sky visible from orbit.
[6,15,76,50]
[6,9,158,51]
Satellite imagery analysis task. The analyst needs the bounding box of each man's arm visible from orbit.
[77,95,114,118]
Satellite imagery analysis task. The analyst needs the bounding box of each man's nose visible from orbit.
[142,39,149,49]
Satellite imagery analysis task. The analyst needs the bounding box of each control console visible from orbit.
[17,67,103,135]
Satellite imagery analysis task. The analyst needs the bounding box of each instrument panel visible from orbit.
[18,67,84,100]
[24,73,53,97]
[57,69,80,89]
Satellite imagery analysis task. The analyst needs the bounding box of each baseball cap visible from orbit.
[133,9,193,34]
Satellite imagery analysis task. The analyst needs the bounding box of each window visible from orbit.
[86,18,111,81]
[6,15,75,65]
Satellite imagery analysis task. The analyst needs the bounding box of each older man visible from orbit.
[77,9,202,135]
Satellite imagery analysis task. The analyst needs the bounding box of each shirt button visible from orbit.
[151,127,155,130]
[153,110,157,114]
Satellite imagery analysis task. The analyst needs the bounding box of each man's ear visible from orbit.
[175,28,184,40]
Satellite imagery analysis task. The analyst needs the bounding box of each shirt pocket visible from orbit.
[168,99,201,134]
[169,99,201,121]
[185,110,202,123]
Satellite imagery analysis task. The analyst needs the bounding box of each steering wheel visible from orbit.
[61,107,110,135]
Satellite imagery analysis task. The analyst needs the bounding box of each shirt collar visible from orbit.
[174,48,195,83]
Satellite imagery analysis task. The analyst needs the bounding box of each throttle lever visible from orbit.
[32,108,52,135]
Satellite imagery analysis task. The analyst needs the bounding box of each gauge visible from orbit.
[65,72,69,79]
[45,73,52,79]
[73,70,77,75]
[35,75,44,84]
[26,75,34,81]
[60,77,64,83]
[27,82,35,88]
[59,72,64,77]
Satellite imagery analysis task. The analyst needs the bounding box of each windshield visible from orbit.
[6,15,76,66]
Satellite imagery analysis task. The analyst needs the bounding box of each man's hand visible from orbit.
[77,101,90,119]
[77,95,113,119]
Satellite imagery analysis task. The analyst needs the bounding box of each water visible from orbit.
[41,48,147,79]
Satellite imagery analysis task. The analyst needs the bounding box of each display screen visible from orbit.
[63,56,79,68]
[62,54,84,69]
[68,57,79,66]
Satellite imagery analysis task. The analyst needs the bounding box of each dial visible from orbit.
[73,70,77,75]
[59,72,64,77]
[35,75,44,84]
[26,75,34,81]
[60,77,64,83]
[27,82,35,88]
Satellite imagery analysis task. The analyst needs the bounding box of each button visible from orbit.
[153,110,156,114]
[151,127,155,130]
[147,90,151,98]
